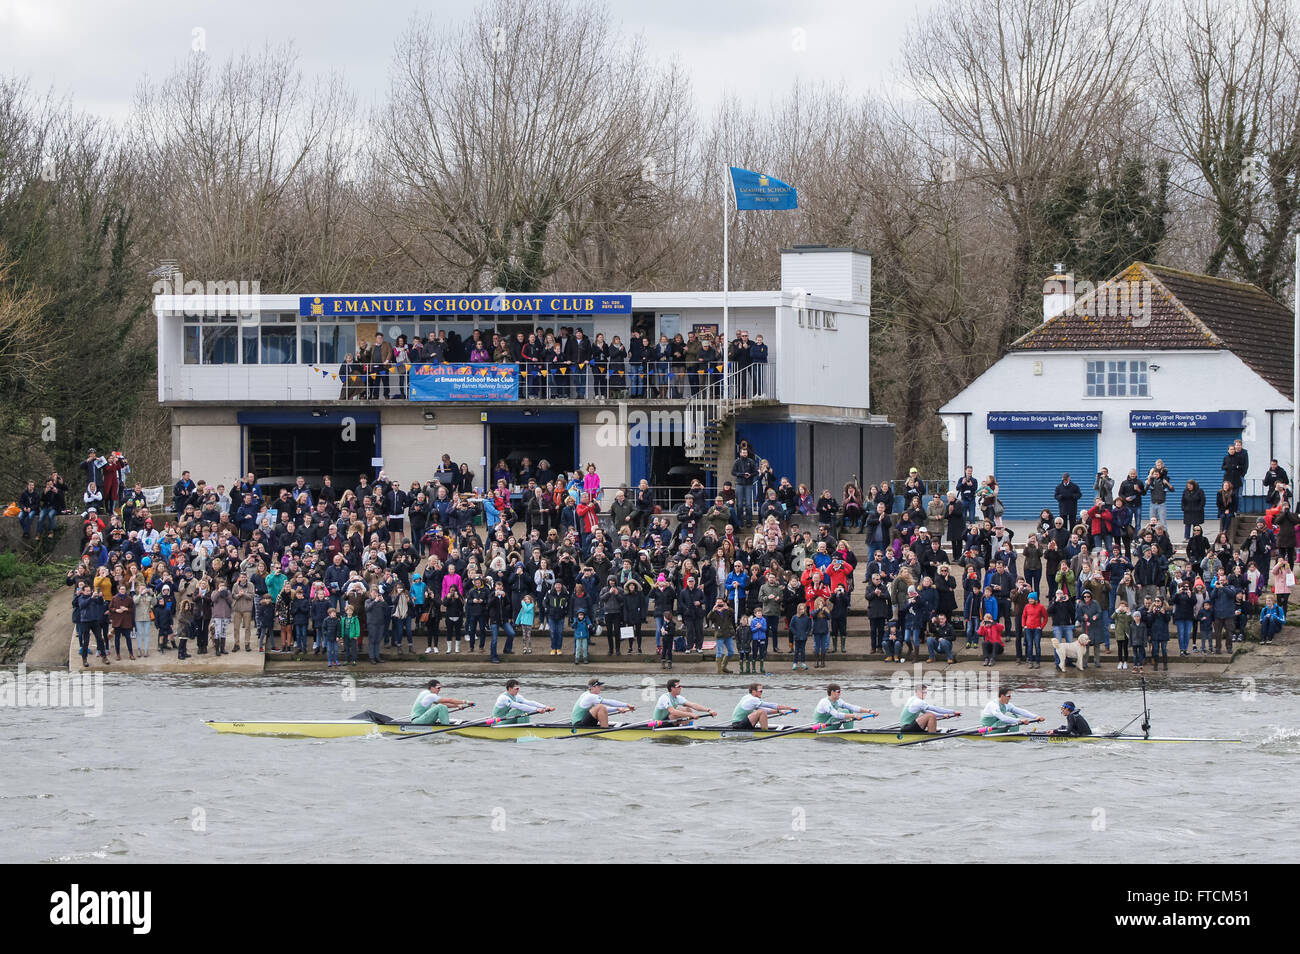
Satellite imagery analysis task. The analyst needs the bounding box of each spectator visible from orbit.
[1054,472,1082,526]
[1216,480,1237,535]
[1146,461,1172,527]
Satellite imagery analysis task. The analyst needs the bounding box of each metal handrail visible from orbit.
[336,360,757,401]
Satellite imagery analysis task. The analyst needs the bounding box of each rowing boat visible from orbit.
[206,719,422,738]
[205,716,1241,744]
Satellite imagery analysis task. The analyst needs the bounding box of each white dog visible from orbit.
[1051,634,1091,671]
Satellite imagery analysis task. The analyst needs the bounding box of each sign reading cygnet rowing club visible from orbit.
[1128,410,1246,429]
[986,411,1102,430]
[299,294,632,316]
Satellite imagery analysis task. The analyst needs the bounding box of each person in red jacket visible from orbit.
[802,570,831,613]
[1020,591,1049,669]
[978,613,1005,667]
[102,452,128,511]
[825,557,851,592]
[1084,496,1114,552]
[575,493,600,545]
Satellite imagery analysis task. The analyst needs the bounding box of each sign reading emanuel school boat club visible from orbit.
[986,411,1102,430]
[299,294,632,316]
[409,364,518,401]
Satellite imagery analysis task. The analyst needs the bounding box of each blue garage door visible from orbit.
[993,431,1098,521]
[1136,428,1241,525]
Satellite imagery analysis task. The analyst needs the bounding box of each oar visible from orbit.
[895,723,991,746]
[559,716,669,740]
[652,721,695,732]
[1140,675,1151,739]
[746,716,824,742]
[395,713,502,740]
[806,712,878,735]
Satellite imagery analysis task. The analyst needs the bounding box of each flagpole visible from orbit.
[722,165,730,402]
[1293,232,1298,490]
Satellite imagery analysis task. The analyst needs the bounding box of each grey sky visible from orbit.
[0,0,937,122]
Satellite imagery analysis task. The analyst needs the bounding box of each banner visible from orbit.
[409,364,518,401]
[986,411,1102,431]
[730,167,798,210]
[1129,410,1245,430]
[301,294,632,317]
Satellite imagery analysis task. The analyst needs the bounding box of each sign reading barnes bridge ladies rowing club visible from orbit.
[409,364,518,401]
[299,294,632,317]
[986,411,1102,430]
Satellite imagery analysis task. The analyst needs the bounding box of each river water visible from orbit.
[3,670,1298,863]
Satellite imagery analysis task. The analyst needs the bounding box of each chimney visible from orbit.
[1042,263,1074,322]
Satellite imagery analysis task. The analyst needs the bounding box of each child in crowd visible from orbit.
[978,613,1004,667]
[341,603,360,666]
[789,602,810,670]
[1259,594,1285,645]
[1233,590,1248,643]
[659,613,677,670]
[749,612,768,674]
[736,610,753,673]
[1196,599,1214,654]
[322,606,341,668]
[1112,600,1131,670]
[515,594,536,654]
[1130,603,1149,674]
[256,593,274,652]
[573,609,591,665]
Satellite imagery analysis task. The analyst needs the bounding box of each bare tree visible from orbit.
[1156,0,1300,297]
[371,0,693,292]
[132,44,357,290]
[902,0,1146,347]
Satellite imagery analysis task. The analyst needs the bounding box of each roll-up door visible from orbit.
[993,431,1099,520]
[1136,428,1242,524]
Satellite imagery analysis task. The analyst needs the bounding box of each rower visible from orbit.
[898,683,960,734]
[572,678,636,728]
[653,678,717,723]
[492,679,556,725]
[410,679,472,725]
[1049,700,1092,737]
[814,683,877,730]
[979,687,1043,735]
[731,683,796,731]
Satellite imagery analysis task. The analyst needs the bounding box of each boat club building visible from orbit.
[939,262,1295,521]
[156,246,894,499]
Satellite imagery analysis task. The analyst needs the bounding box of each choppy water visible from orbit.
[2,670,1298,863]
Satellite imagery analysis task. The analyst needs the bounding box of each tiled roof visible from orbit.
[1010,262,1295,398]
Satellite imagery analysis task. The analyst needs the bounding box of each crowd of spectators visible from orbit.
[334,326,769,400]
[15,433,1296,671]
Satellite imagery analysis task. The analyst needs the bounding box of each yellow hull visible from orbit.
[205,720,1241,745]
[205,720,416,738]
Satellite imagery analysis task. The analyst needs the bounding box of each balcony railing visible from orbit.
[164,360,777,403]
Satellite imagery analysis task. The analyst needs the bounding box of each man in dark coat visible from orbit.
[1054,473,1082,527]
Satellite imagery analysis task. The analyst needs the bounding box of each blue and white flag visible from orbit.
[730,166,798,210]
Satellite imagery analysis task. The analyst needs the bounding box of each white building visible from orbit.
[939,262,1295,521]
[154,246,893,498]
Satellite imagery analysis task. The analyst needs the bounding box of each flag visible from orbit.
[730,167,797,210]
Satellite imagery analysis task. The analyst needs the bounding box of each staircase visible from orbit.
[684,363,777,475]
